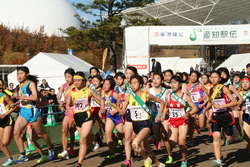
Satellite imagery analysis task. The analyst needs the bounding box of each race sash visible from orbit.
[126,83,151,116]
[170,92,186,107]
[188,83,199,93]
[210,84,223,103]
[153,87,166,99]
[234,82,241,89]
[242,90,250,101]
[223,80,231,86]
[104,93,117,110]
[89,83,98,94]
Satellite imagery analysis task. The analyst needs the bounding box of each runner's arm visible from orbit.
[229,85,243,105]
[57,85,64,105]
[185,95,198,115]
[65,90,74,114]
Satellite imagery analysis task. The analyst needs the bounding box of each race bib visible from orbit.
[190,92,201,103]
[130,106,148,121]
[245,102,250,114]
[232,93,237,100]
[213,98,227,112]
[74,99,89,112]
[169,108,185,118]
[150,103,160,113]
[0,103,7,114]
[91,98,100,107]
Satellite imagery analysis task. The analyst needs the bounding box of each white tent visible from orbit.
[216,53,250,72]
[8,52,103,91]
[175,58,207,73]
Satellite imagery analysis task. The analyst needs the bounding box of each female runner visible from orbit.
[240,77,250,154]
[167,75,198,167]
[148,72,172,163]
[0,79,17,166]
[57,68,76,159]
[101,78,123,159]
[218,67,243,142]
[66,72,104,167]
[205,70,237,167]
[13,66,54,163]
[120,75,166,167]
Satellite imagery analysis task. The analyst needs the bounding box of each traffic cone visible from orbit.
[44,106,56,127]
[26,133,35,151]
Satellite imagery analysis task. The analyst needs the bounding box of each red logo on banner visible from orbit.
[129,65,147,69]
[154,32,159,37]
[243,31,249,36]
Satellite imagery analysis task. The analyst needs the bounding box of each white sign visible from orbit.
[125,25,250,75]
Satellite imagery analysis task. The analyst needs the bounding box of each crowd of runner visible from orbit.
[0,63,249,167]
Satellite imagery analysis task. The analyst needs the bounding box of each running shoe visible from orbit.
[132,156,141,162]
[222,140,230,146]
[3,158,15,166]
[106,152,116,159]
[212,160,222,167]
[72,163,82,167]
[37,155,48,163]
[180,161,187,167]
[15,155,29,163]
[25,150,31,156]
[92,141,100,150]
[95,132,103,147]
[144,157,152,167]
[158,163,165,167]
[48,145,55,160]
[118,139,123,146]
[238,135,244,141]
[165,156,173,164]
[208,132,213,137]
[153,136,161,150]
[187,141,194,147]
[121,160,132,167]
[58,151,69,160]
[68,149,74,155]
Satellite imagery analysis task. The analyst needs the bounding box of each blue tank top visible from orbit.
[19,81,35,109]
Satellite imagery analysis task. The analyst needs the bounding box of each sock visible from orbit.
[26,149,30,152]
[9,158,13,160]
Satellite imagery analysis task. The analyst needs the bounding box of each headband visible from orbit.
[73,75,85,80]
[241,77,250,81]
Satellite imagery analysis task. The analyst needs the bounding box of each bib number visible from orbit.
[130,107,148,121]
[0,103,7,114]
[169,108,185,118]
[74,99,88,112]
[213,99,227,112]
[245,102,250,114]
[190,92,200,103]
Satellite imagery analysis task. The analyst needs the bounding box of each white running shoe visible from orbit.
[57,151,69,160]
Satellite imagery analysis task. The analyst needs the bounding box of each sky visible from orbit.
[67,0,98,22]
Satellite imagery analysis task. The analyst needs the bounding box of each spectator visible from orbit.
[200,65,204,73]
[247,63,250,77]
[190,66,194,73]
[39,79,50,89]
[241,68,246,78]
[195,64,199,71]
[151,58,161,73]
[230,68,235,76]
[7,83,14,91]
[47,88,62,121]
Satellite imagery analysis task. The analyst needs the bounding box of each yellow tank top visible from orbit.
[128,92,150,121]
[71,87,91,113]
[0,93,10,114]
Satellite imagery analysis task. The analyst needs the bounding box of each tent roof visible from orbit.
[216,53,250,71]
[121,0,250,26]
[8,52,103,92]
[175,58,206,72]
